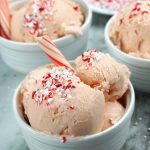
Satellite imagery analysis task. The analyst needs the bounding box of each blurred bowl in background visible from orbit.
[105,16,150,93]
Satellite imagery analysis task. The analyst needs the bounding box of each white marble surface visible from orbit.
[0,13,150,150]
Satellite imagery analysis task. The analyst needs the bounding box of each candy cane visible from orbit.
[37,35,73,69]
[0,0,11,39]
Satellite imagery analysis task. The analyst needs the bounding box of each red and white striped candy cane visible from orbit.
[0,0,11,39]
[37,35,73,69]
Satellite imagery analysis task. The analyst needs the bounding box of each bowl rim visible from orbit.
[13,77,135,142]
[0,0,92,46]
[105,15,150,64]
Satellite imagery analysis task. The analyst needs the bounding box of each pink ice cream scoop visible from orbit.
[11,0,84,42]
[101,101,125,131]
[75,50,130,101]
[110,0,150,59]
[20,65,105,136]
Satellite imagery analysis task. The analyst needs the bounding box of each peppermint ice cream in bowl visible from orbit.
[105,0,150,92]
[13,38,135,150]
[0,0,92,73]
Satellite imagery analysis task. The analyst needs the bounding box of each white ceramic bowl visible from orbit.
[105,16,150,93]
[0,0,92,74]
[13,65,135,150]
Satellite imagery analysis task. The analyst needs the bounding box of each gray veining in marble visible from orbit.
[0,13,150,150]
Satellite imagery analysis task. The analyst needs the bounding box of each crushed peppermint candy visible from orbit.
[88,0,130,13]
[128,1,150,19]
[24,0,56,36]
[67,106,75,110]
[118,1,150,26]
[73,5,78,11]
[144,135,147,138]
[82,49,100,68]
[32,67,80,105]
[61,136,67,143]
[109,118,117,125]
[91,81,110,92]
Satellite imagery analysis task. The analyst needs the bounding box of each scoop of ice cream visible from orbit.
[110,0,150,59]
[11,0,84,42]
[75,50,130,101]
[20,65,105,136]
[101,101,125,131]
